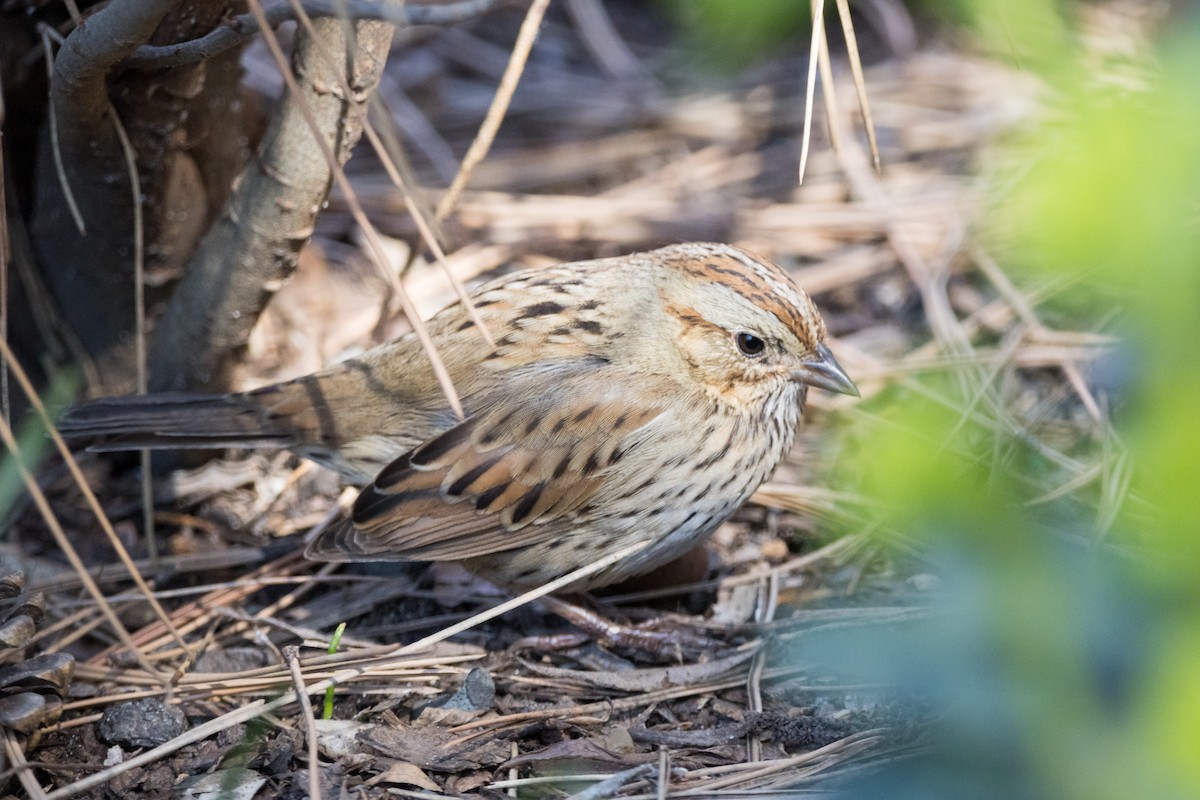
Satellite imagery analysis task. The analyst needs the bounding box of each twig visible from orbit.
[657,748,669,800]
[126,0,501,70]
[39,29,85,235]
[450,662,759,739]
[436,0,552,220]
[284,646,323,800]
[35,0,179,381]
[564,0,651,82]
[835,0,882,175]
[564,763,656,800]
[745,569,779,762]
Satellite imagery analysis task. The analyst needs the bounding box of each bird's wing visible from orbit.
[305,369,671,562]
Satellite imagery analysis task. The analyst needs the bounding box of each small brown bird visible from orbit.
[61,243,857,591]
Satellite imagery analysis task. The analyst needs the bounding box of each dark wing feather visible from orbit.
[305,373,669,563]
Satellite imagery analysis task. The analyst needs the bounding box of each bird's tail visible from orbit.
[57,392,293,451]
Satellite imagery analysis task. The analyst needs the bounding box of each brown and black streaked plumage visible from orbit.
[60,243,857,589]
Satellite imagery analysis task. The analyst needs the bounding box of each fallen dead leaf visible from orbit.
[503,737,657,772]
[359,720,511,772]
[519,645,760,693]
[363,759,442,791]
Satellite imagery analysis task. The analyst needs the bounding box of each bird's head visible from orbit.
[648,243,858,408]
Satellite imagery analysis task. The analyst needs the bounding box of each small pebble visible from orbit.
[98,698,187,749]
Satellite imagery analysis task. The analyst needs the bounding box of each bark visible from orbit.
[110,1,240,288]
[182,40,252,237]
[148,18,396,392]
[28,0,177,388]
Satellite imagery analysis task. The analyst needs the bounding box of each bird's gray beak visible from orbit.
[792,344,859,397]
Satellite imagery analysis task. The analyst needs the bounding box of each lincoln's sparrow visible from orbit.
[61,243,857,590]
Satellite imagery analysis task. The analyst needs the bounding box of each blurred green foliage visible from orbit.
[925,0,1075,74]
[0,370,80,529]
[994,40,1200,573]
[655,0,813,71]
[786,3,1200,798]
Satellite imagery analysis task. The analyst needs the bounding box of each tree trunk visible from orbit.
[148,18,395,392]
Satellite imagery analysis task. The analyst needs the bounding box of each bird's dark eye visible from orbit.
[735,332,766,357]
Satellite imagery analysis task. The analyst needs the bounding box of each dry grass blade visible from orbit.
[246,0,466,418]
[972,245,1104,421]
[44,541,650,799]
[60,648,482,711]
[0,338,188,654]
[835,0,882,174]
[435,0,552,220]
[1093,432,1133,542]
[4,729,48,800]
[657,748,669,800]
[87,550,310,664]
[834,133,988,409]
[798,0,827,184]
[816,1,843,156]
[107,101,158,570]
[617,730,888,796]
[940,325,1026,445]
[0,412,164,680]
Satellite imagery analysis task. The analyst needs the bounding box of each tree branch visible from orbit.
[29,0,177,385]
[147,15,395,392]
[124,0,501,70]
